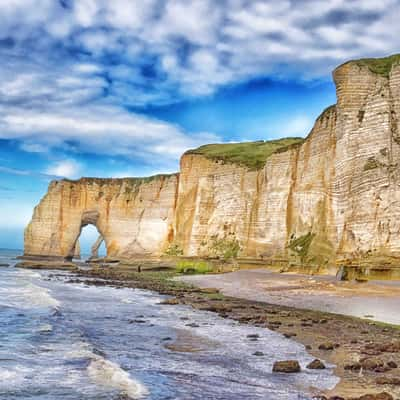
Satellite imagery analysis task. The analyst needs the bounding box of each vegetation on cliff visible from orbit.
[206,234,241,260]
[185,137,304,170]
[288,232,316,264]
[63,174,177,186]
[347,53,400,78]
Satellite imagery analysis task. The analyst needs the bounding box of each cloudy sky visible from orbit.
[0,0,399,250]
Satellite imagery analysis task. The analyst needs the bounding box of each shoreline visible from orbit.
[17,262,400,399]
[179,269,400,326]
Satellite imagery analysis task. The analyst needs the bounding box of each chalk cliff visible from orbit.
[24,54,400,269]
[24,176,178,259]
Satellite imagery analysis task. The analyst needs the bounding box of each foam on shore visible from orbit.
[87,357,148,399]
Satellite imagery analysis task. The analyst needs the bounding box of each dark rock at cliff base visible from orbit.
[272,360,301,373]
[15,260,78,271]
[307,359,326,369]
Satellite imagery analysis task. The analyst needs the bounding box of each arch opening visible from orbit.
[70,224,107,261]
[67,211,106,261]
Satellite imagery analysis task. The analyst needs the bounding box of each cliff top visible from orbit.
[341,53,400,78]
[185,137,304,170]
[61,173,178,185]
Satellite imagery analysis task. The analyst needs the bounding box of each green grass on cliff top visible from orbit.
[346,53,400,77]
[185,137,304,170]
[63,173,177,185]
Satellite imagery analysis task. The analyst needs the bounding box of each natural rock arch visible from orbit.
[66,210,104,260]
[24,176,178,260]
[66,210,107,261]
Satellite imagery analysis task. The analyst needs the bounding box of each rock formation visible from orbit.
[24,176,178,260]
[24,54,400,271]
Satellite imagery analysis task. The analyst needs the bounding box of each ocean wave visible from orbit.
[65,342,148,399]
[11,283,60,309]
[0,267,60,309]
[15,268,41,279]
[87,356,148,399]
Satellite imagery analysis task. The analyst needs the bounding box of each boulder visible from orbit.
[272,360,301,373]
[318,342,335,351]
[307,359,326,369]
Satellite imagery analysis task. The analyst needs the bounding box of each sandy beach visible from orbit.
[180,269,400,325]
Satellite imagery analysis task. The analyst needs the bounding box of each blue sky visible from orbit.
[0,0,399,251]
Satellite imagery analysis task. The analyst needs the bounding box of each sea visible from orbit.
[0,248,338,399]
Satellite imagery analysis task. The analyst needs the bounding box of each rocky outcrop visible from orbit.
[24,55,400,270]
[24,176,178,259]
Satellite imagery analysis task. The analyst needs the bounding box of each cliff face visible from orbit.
[175,107,336,264]
[24,55,400,268]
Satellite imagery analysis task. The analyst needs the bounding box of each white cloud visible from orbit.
[0,104,220,164]
[268,115,314,138]
[0,0,399,176]
[46,160,82,179]
[281,115,314,137]
[0,0,399,103]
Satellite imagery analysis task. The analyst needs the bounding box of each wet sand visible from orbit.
[180,269,400,325]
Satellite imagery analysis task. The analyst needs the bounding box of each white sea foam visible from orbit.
[87,357,148,399]
[38,323,53,333]
[65,342,148,399]
[15,268,41,279]
[0,267,60,309]
[15,283,60,308]
[0,366,29,389]
[121,298,134,304]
